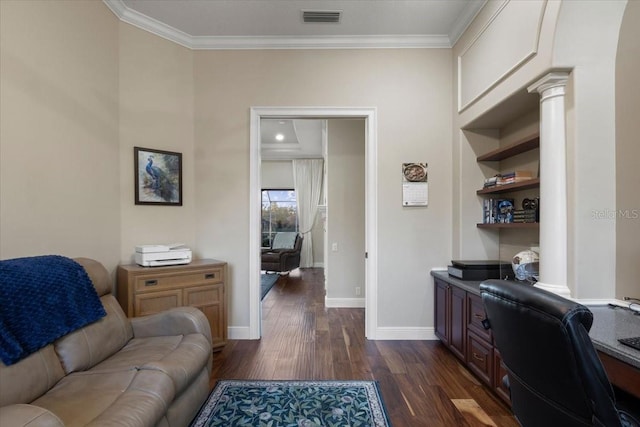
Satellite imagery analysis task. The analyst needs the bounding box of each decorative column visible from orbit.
[527,72,572,298]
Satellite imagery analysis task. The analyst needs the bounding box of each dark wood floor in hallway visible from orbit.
[210,268,518,427]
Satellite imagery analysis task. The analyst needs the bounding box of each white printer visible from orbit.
[135,244,192,267]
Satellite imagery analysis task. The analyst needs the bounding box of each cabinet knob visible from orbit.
[144,279,158,286]
[474,313,484,320]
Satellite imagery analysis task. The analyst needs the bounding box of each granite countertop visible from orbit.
[430,270,640,369]
[431,270,485,295]
[587,304,640,369]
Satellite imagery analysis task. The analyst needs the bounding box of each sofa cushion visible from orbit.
[89,334,210,395]
[0,345,65,406]
[73,258,112,297]
[0,404,64,427]
[140,334,211,394]
[31,368,174,427]
[55,296,133,374]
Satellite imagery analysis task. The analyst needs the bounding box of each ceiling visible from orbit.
[261,119,324,160]
[106,0,486,49]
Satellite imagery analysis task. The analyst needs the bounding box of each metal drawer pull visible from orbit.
[145,280,158,286]
[205,273,216,279]
[474,313,484,319]
[472,352,485,362]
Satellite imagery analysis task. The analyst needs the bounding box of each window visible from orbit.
[261,189,298,248]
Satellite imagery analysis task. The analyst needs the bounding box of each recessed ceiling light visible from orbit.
[275,134,285,141]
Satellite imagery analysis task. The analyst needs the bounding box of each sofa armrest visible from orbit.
[0,404,64,427]
[130,307,212,347]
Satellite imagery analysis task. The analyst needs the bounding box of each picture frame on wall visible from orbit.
[134,147,182,206]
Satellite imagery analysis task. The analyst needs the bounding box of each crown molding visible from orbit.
[103,0,453,49]
[448,0,487,47]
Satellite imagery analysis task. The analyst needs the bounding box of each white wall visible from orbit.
[452,0,631,300]
[193,49,453,332]
[326,119,365,306]
[616,1,640,300]
[0,1,120,273]
[261,160,294,189]
[118,23,197,266]
[552,1,627,299]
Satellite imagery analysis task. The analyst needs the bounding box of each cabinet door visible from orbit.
[449,286,466,361]
[184,283,225,349]
[434,279,449,345]
[135,289,182,317]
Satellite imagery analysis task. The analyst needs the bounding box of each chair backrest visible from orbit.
[272,232,299,250]
[479,280,623,427]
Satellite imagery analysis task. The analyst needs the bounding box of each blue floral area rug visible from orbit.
[190,380,392,427]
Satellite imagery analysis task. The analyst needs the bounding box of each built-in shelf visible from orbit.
[477,222,539,229]
[477,178,540,195]
[476,134,540,162]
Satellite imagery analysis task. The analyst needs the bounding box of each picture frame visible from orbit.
[134,147,182,206]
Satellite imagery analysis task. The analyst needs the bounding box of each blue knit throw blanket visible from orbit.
[0,255,106,366]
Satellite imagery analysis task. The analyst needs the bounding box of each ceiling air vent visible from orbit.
[302,10,341,24]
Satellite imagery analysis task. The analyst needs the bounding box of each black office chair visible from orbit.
[479,280,640,427]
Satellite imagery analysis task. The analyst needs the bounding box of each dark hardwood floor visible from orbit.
[210,268,518,427]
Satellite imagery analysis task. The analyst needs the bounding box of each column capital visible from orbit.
[527,71,570,95]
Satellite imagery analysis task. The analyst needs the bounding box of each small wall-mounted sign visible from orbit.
[402,162,428,206]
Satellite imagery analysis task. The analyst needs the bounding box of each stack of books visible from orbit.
[498,170,533,185]
[483,175,500,188]
[513,209,538,223]
[482,171,533,188]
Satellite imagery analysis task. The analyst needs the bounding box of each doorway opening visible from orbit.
[249,107,378,340]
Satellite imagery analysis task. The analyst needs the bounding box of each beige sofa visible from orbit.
[0,258,212,427]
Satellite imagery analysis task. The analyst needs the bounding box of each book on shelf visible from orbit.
[483,171,534,187]
[513,208,538,223]
[482,198,515,224]
[501,170,533,178]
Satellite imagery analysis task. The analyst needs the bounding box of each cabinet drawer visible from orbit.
[467,330,493,386]
[467,293,492,342]
[134,268,224,292]
[135,289,182,316]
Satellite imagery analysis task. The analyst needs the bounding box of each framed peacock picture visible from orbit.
[134,147,182,206]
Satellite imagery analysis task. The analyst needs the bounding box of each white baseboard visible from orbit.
[230,324,439,341]
[324,297,365,308]
[373,326,438,340]
[227,326,252,340]
[313,262,324,268]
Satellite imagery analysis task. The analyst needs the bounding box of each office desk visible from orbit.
[588,304,640,399]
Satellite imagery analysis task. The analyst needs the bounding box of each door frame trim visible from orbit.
[249,106,378,339]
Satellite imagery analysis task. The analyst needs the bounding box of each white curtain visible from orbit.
[293,159,324,268]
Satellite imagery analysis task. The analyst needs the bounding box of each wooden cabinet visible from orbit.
[117,259,227,350]
[434,275,511,405]
[434,278,466,361]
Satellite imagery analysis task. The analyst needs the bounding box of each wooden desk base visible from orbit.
[598,351,640,399]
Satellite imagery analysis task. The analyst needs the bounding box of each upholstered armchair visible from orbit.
[261,232,303,273]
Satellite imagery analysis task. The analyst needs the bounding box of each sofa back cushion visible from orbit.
[54,259,133,374]
[55,295,133,374]
[0,345,65,406]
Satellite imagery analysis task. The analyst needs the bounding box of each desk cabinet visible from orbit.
[117,259,227,350]
[434,277,510,405]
